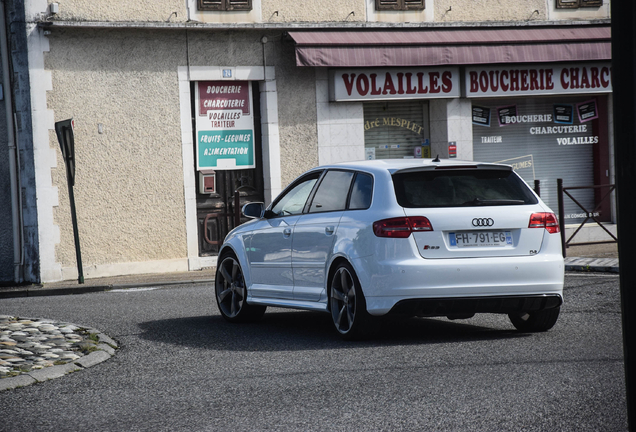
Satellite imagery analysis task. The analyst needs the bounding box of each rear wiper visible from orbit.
[461,198,526,206]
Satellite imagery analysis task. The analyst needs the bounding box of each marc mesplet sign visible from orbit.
[196,81,255,170]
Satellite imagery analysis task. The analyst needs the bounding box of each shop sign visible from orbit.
[195,81,255,170]
[330,67,461,102]
[364,117,425,135]
[465,63,612,98]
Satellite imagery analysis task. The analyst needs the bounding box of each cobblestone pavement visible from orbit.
[0,315,117,391]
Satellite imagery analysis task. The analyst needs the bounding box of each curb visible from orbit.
[0,329,119,392]
[564,257,620,274]
[0,278,215,299]
[565,264,619,273]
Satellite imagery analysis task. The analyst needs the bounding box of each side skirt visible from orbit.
[247,296,329,313]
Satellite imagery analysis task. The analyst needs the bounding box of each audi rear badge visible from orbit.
[472,218,494,227]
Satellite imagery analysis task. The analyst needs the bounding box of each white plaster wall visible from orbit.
[367,0,434,23]
[273,41,320,186]
[259,79,282,203]
[38,0,610,24]
[45,0,188,22]
[45,29,190,281]
[429,98,473,161]
[315,69,365,165]
[264,0,365,22]
[434,0,547,22]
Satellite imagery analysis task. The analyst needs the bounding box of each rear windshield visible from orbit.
[392,169,538,208]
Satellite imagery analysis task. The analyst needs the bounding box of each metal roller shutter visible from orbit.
[364,101,429,160]
[473,96,595,224]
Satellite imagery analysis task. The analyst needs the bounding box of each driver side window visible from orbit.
[270,173,320,216]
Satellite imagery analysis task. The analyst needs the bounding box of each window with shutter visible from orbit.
[555,0,580,8]
[404,0,425,10]
[376,0,424,11]
[198,0,252,11]
[227,0,252,10]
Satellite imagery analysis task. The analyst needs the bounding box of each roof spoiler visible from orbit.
[391,163,513,175]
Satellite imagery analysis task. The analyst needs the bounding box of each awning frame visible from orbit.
[288,26,611,67]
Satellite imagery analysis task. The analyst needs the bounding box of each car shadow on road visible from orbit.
[137,309,528,352]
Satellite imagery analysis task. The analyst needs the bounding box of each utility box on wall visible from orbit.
[198,170,216,194]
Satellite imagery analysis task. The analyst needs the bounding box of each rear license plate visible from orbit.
[449,231,513,248]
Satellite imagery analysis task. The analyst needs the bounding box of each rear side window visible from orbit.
[349,173,373,210]
[309,170,354,213]
[392,169,538,208]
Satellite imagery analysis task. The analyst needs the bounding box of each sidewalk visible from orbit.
[563,242,620,273]
[0,243,619,299]
[0,268,216,299]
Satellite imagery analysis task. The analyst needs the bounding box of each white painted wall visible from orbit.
[429,98,473,161]
[315,69,365,165]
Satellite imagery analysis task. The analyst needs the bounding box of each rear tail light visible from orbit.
[528,212,560,234]
[373,216,433,238]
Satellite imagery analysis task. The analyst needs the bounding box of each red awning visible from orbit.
[288,27,611,67]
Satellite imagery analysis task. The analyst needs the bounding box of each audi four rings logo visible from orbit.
[472,218,494,227]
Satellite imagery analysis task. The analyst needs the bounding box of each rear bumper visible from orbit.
[352,253,564,316]
[389,294,563,317]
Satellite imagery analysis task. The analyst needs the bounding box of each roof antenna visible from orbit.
[432,154,440,162]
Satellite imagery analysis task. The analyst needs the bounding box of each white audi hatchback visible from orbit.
[215,158,564,339]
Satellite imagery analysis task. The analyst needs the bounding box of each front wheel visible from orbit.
[508,307,560,332]
[215,253,266,322]
[329,262,370,340]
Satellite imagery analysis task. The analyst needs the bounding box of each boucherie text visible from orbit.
[465,63,612,97]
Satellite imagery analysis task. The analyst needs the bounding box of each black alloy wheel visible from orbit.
[329,262,370,340]
[215,254,265,322]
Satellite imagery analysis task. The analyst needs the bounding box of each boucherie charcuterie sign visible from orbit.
[329,67,461,101]
[465,62,612,98]
[195,81,255,170]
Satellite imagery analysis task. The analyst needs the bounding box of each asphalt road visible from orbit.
[0,273,627,431]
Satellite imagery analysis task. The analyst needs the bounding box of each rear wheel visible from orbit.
[508,307,560,332]
[329,262,370,340]
[215,253,266,322]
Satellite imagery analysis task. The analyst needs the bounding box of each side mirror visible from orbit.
[242,202,264,219]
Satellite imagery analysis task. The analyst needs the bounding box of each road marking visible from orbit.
[108,287,160,293]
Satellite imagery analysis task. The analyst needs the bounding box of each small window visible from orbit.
[309,171,354,213]
[270,173,320,216]
[349,173,373,210]
[376,0,425,11]
[198,0,252,11]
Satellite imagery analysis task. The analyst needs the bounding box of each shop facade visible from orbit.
[294,27,613,232]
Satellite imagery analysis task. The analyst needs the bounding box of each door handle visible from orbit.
[283,228,292,238]
[325,226,335,235]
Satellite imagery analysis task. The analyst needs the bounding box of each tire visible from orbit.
[215,253,266,322]
[329,262,371,340]
[508,307,560,332]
